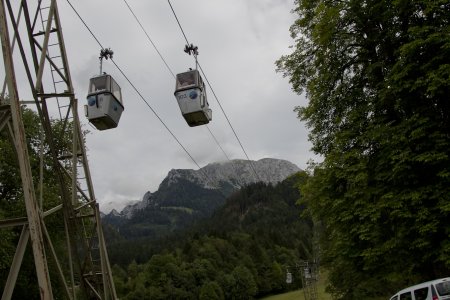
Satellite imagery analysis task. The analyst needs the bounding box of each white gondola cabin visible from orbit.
[174,69,211,127]
[86,74,124,130]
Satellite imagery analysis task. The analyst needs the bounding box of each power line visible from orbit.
[65,0,202,170]
[166,0,262,182]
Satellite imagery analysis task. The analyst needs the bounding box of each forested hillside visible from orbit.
[109,173,313,299]
[102,158,301,255]
[103,177,228,241]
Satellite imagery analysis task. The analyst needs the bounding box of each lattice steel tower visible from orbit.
[0,0,116,299]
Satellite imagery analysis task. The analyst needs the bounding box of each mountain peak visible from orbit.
[102,158,302,239]
[110,209,121,216]
[112,158,301,220]
[161,158,301,190]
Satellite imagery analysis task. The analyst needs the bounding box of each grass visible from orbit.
[260,289,305,300]
[260,270,332,300]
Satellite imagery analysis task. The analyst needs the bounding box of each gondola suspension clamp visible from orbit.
[184,44,199,69]
[99,48,114,75]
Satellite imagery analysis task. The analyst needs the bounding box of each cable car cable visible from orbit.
[66,1,241,197]
[122,0,175,79]
[121,0,234,165]
[122,0,251,189]
[65,0,103,48]
[67,0,244,193]
[65,0,202,171]
[167,0,190,48]
[167,0,262,182]
[205,126,230,161]
[108,59,203,170]
[197,62,261,182]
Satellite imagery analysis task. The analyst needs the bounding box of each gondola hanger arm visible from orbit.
[99,48,114,75]
[184,44,198,56]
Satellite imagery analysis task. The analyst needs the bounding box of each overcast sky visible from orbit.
[7,0,320,212]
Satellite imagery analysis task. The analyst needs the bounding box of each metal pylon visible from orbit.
[300,261,318,300]
[0,0,116,299]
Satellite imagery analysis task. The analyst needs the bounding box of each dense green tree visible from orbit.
[269,261,286,292]
[145,286,166,300]
[191,258,216,283]
[277,0,450,298]
[123,280,147,300]
[230,265,258,299]
[216,272,236,300]
[144,254,177,284]
[0,212,15,273]
[198,281,224,300]
[112,264,128,295]
[127,259,140,279]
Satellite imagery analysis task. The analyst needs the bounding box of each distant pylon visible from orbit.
[300,261,318,300]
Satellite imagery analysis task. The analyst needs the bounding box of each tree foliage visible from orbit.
[277,0,450,298]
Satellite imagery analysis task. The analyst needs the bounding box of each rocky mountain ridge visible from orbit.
[112,158,300,219]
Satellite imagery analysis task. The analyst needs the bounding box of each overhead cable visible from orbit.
[121,0,233,165]
[65,0,202,170]
[167,0,262,182]
[122,0,175,78]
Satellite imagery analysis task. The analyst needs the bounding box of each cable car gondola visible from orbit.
[86,74,124,130]
[85,48,124,130]
[174,69,211,127]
